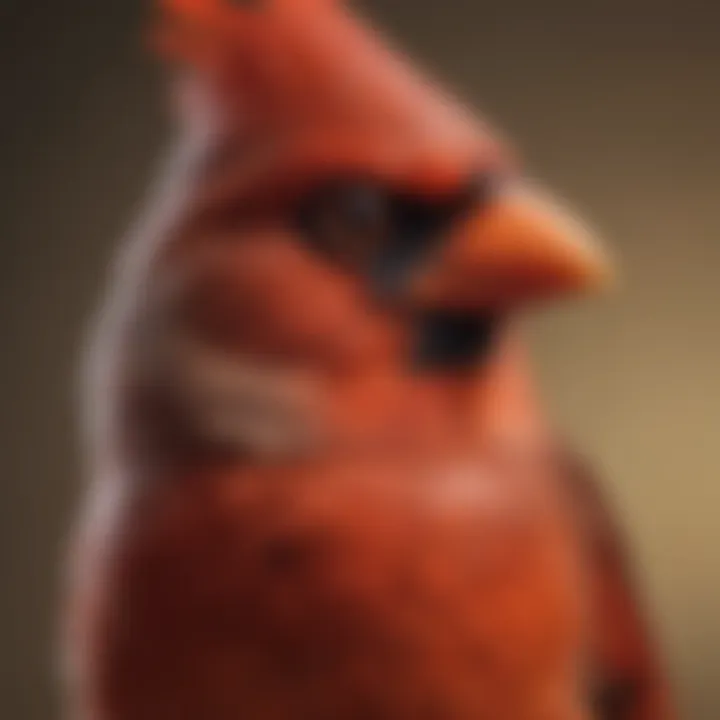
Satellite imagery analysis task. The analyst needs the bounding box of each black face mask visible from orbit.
[296,173,500,370]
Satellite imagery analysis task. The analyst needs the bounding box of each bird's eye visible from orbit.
[297,182,391,269]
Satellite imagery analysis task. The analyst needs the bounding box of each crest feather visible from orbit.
[154,0,339,68]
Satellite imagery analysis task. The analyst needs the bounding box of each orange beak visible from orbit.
[411,182,613,311]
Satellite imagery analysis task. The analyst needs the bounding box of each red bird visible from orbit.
[65,1,677,718]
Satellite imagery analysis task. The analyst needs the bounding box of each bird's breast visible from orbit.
[73,448,588,720]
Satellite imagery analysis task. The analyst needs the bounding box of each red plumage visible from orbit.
[65,2,676,718]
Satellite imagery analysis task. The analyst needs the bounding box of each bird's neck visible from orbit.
[112,327,549,476]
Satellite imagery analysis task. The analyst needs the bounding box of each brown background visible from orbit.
[1,0,718,717]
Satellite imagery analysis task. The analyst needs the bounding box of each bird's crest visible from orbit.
[152,0,505,200]
[154,0,340,69]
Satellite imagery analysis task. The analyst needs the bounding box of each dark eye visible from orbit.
[297,182,390,268]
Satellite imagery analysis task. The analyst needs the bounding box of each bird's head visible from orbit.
[136,0,611,456]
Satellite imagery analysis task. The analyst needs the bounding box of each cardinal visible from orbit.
[65,1,677,718]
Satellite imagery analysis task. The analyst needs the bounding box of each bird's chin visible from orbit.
[412,311,501,372]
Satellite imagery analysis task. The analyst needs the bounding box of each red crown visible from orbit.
[153,0,510,198]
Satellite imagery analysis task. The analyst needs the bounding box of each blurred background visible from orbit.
[1,0,718,717]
